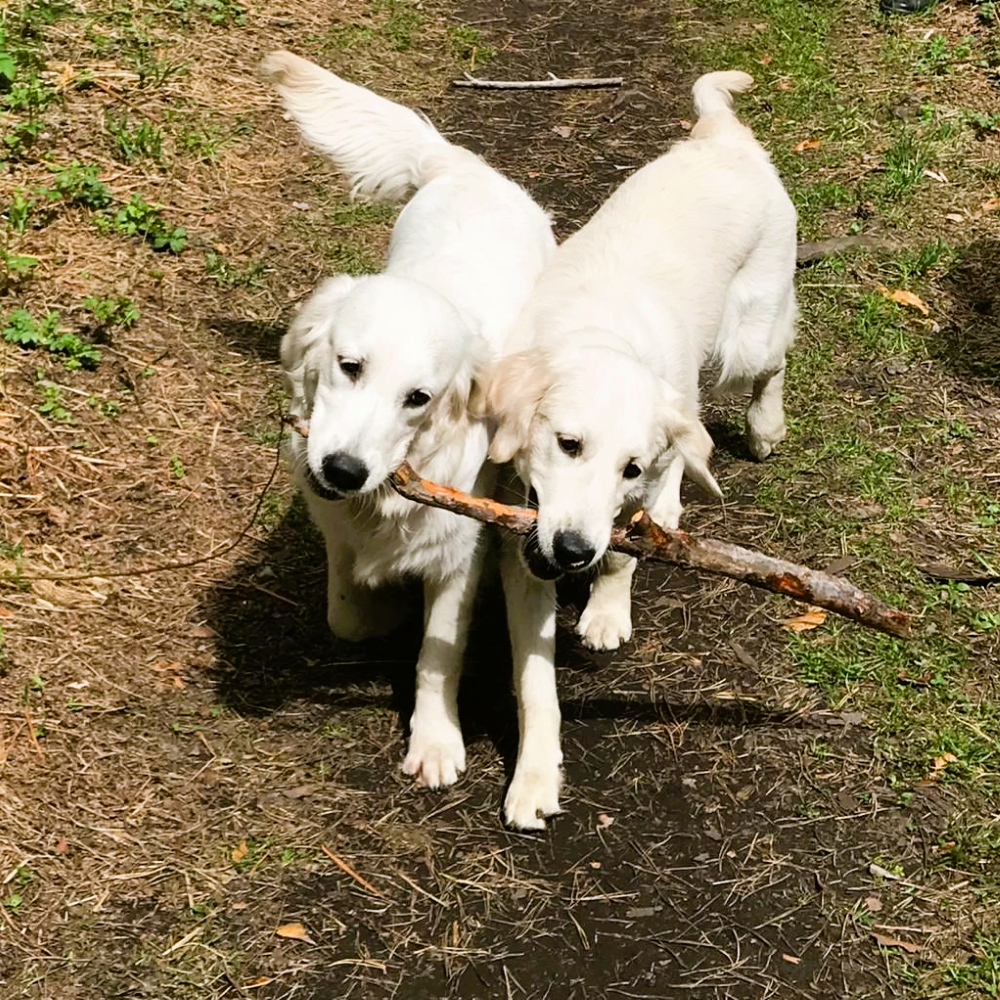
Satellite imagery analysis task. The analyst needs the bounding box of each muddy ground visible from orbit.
[1,0,996,998]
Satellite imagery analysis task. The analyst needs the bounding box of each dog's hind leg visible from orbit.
[718,262,796,461]
[746,363,787,460]
[500,540,562,829]
[402,545,484,788]
[577,551,637,651]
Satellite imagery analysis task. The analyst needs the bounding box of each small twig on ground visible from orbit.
[321,844,387,898]
[24,706,43,756]
[387,463,912,638]
[452,73,624,90]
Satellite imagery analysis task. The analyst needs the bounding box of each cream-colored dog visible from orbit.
[263,51,554,794]
[479,71,798,828]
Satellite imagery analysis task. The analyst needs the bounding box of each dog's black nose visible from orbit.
[552,530,596,571]
[322,452,369,493]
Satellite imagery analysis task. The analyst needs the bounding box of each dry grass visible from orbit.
[1,0,999,997]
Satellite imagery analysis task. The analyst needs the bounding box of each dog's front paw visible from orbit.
[577,602,633,651]
[402,712,466,789]
[504,755,562,830]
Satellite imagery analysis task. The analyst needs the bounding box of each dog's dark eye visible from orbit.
[339,358,361,380]
[557,435,581,457]
[404,389,431,409]
[623,461,642,480]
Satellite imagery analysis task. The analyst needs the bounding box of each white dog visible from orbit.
[478,71,797,827]
[262,51,554,792]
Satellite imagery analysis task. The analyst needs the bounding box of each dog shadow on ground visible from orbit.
[199,488,799,792]
[938,237,1000,382]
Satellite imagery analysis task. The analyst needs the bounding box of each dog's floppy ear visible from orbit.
[473,350,551,464]
[281,274,356,370]
[280,275,356,403]
[659,385,723,499]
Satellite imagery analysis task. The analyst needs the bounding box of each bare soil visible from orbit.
[1,1,996,998]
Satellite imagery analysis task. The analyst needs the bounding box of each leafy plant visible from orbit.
[203,249,268,286]
[83,294,139,331]
[36,379,72,422]
[5,189,33,232]
[1,248,38,284]
[49,162,114,210]
[3,309,101,369]
[104,113,164,164]
[448,24,496,65]
[101,194,187,252]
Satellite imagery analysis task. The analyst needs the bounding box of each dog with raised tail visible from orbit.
[261,51,555,795]
[474,70,798,828]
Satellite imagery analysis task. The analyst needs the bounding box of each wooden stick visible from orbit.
[320,844,386,898]
[387,463,912,639]
[452,74,624,90]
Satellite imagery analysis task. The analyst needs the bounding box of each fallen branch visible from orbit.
[388,463,912,638]
[453,74,624,90]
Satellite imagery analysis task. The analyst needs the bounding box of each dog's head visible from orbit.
[283,273,481,499]
[474,330,720,579]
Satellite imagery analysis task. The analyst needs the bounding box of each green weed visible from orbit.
[917,33,973,76]
[0,247,38,285]
[36,378,72,422]
[203,250,269,287]
[164,0,247,26]
[48,162,114,210]
[83,294,139,331]
[99,193,187,252]
[104,112,165,164]
[448,24,496,66]
[3,310,101,369]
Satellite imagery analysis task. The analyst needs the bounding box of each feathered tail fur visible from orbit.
[690,70,755,142]
[260,49,480,202]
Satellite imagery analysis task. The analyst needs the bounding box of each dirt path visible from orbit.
[1,0,993,997]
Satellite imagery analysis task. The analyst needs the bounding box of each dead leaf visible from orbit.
[231,839,248,863]
[243,977,273,989]
[190,624,215,638]
[865,895,883,912]
[929,752,958,778]
[780,607,827,632]
[551,124,574,139]
[777,79,793,91]
[276,922,314,944]
[46,60,76,90]
[151,659,183,673]
[945,212,965,222]
[0,605,11,618]
[791,138,821,152]
[877,284,930,315]
[596,813,614,827]
[872,931,921,954]
[759,53,773,65]
[981,197,1000,213]
[54,836,69,855]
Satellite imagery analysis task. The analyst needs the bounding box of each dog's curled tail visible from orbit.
[261,50,472,202]
[691,70,754,118]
